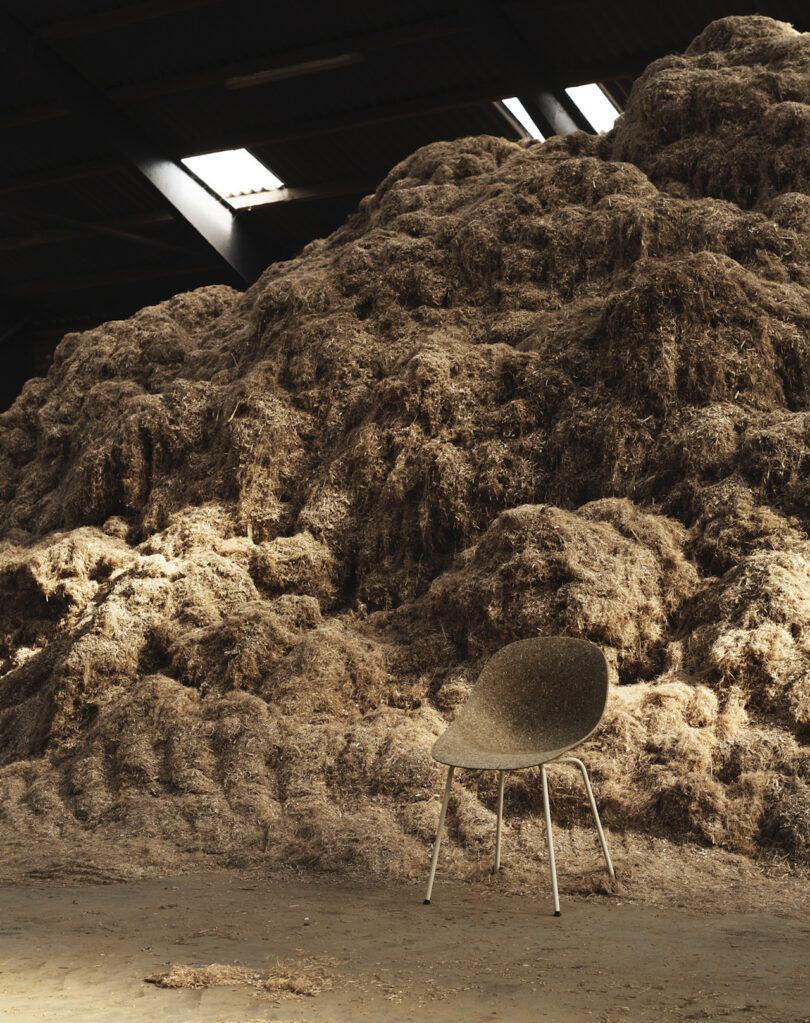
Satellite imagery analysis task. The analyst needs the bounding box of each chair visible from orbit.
[424,636,615,915]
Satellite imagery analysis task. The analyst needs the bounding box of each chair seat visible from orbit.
[430,735,577,771]
[431,636,608,771]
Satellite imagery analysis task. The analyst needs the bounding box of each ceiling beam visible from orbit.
[5,14,270,284]
[495,101,534,140]
[5,262,218,298]
[0,209,168,251]
[0,175,381,250]
[0,204,200,257]
[599,79,632,112]
[0,103,65,131]
[0,211,173,251]
[230,175,381,210]
[0,160,121,196]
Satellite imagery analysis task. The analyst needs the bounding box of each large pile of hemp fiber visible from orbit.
[1,15,809,881]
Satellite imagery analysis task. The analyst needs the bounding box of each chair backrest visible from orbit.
[434,636,609,765]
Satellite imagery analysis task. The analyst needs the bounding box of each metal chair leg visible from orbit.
[560,756,615,880]
[494,769,506,872]
[540,764,561,916]
[424,765,454,904]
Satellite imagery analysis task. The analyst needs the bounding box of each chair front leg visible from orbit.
[540,764,561,916]
[424,765,454,904]
[558,756,615,880]
[494,769,506,872]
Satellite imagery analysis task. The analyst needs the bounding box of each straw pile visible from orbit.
[2,15,810,879]
[146,958,332,996]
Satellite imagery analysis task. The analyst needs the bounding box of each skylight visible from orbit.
[181,149,284,208]
[565,84,620,133]
[501,97,546,141]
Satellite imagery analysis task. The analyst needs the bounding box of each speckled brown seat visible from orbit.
[432,637,609,771]
[424,636,615,914]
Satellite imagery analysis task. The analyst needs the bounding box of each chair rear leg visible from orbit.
[494,769,506,872]
[424,765,454,904]
[565,756,615,880]
[540,764,561,916]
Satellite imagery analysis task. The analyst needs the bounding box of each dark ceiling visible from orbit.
[3,0,809,410]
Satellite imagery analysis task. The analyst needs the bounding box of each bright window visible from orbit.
[501,97,546,141]
[565,84,620,133]
[181,149,283,205]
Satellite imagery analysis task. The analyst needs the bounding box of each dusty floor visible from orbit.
[0,865,808,1023]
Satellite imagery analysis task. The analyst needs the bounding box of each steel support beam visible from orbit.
[0,203,200,258]
[6,262,217,298]
[494,101,536,141]
[525,90,592,138]
[0,176,381,254]
[228,176,380,210]
[0,211,172,252]
[6,14,269,283]
[0,160,120,196]
[0,172,380,252]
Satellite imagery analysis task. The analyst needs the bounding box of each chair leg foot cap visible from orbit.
[554,910,561,917]
[423,899,431,905]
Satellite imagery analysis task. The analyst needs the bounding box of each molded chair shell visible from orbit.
[431,636,609,770]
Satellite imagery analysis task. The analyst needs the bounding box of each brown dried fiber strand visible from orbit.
[1,15,810,881]
[145,957,332,996]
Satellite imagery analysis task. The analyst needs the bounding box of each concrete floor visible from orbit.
[0,872,807,1022]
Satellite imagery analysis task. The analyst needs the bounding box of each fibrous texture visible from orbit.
[146,958,332,996]
[2,16,810,879]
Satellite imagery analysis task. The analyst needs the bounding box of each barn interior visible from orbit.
[2,4,810,1022]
